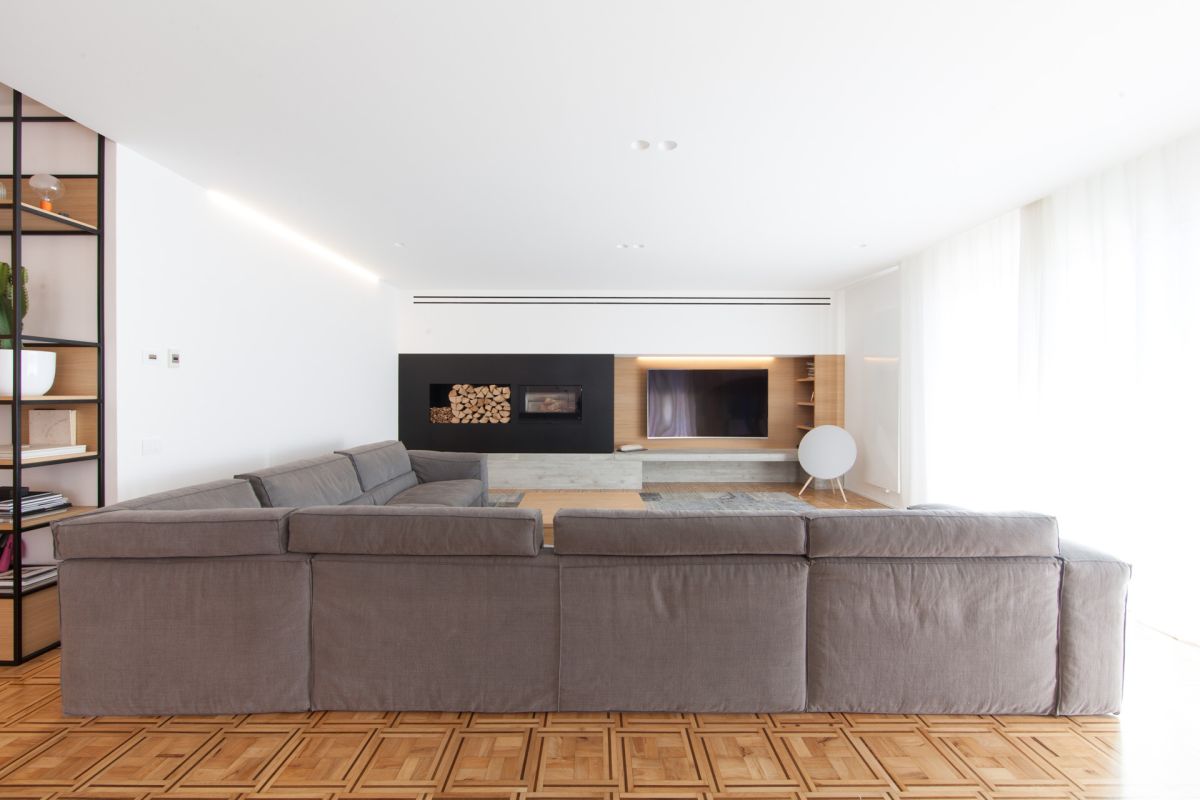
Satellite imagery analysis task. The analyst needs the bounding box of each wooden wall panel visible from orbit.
[614,357,798,450]
[813,355,845,427]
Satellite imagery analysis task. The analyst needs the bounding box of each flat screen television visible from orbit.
[646,369,768,438]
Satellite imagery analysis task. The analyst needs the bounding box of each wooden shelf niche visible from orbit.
[794,355,844,443]
[0,177,99,233]
[0,346,99,465]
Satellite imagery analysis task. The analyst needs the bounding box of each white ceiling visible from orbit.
[3,0,1200,291]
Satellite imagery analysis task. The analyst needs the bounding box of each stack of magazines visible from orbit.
[0,566,58,596]
[0,491,71,522]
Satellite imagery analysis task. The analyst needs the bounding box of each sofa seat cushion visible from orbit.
[104,479,262,511]
[336,441,418,500]
[54,508,292,559]
[387,478,484,508]
[236,454,367,507]
[554,510,807,556]
[805,509,1059,558]
[288,506,542,556]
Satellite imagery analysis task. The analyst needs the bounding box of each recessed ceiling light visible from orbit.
[394,242,406,248]
[631,140,650,150]
[658,140,678,151]
[617,244,628,249]
[857,243,868,248]
[617,243,645,249]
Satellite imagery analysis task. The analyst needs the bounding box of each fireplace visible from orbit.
[398,354,614,453]
[519,385,583,420]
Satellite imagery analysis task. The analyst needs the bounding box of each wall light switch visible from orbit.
[141,437,162,456]
[142,350,161,366]
[167,349,181,368]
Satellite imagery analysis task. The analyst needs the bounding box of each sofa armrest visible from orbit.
[408,450,489,499]
[1057,540,1131,714]
[53,508,293,559]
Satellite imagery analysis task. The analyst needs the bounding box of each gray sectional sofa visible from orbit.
[51,440,1130,717]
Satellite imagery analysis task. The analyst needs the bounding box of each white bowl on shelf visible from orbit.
[0,350,58,396]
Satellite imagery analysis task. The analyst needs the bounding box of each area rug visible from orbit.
[489,490,812,511]
[640,491,813,511]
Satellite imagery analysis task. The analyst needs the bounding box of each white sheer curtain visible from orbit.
[901,132,1200,642]
[900,211,1022,508]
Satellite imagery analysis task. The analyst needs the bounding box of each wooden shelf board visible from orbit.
[796,425,814,431]
[0,395,97,403]
[795,377,815,382]
[796,401,815,406]
[0,200,98,234]
[0,450,98,467]
[0,506,96,532]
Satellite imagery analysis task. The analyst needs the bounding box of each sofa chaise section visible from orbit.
[53,501,310,716]
[291,506,555,711]
[554,509,810,712]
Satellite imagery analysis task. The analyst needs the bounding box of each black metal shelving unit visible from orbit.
[1,90,105,665]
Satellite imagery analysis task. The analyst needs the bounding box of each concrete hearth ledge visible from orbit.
[487,449,800,490]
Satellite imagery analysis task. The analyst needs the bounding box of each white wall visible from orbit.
[842,269,901,507]
[110,145,402,500]
[396,293,838,355]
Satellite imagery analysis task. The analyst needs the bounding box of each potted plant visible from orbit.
[0,262,56,396]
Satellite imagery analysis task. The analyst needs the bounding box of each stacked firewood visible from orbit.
[447,383,511,424]
[429,407,454,423]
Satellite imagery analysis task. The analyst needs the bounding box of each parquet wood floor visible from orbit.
[0,648,1171,799]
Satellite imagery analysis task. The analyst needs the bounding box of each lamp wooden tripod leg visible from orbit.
[798,475,814,497]
[835,476,848,504]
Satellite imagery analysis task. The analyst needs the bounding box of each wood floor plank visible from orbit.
[773,729,889,791]
[353,728,454,790]
[0,729,134,787]
[618,730,708,791]
[930,729,1067,792]
[84,729,214,788]
[535,729,616,788]
[265,730,376,790]
[852,730,974,792]
[444,729,535,791]
[176,730,296,790]
[695,730,795,790]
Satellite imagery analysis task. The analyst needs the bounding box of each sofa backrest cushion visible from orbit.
[54,508,292,559]
[805,509,1060,558]
[104,479,262,511]
[553,509,807,556]
[288,506,543,556]
[335,440,418,495]
[236,454,367,508]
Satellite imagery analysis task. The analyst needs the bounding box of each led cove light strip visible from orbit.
[635,356,776,362]
[207,190,380,284]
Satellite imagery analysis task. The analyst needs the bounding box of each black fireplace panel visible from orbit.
[398,354,614,453]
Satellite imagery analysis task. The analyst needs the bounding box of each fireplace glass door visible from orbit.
[519,386,583,420]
